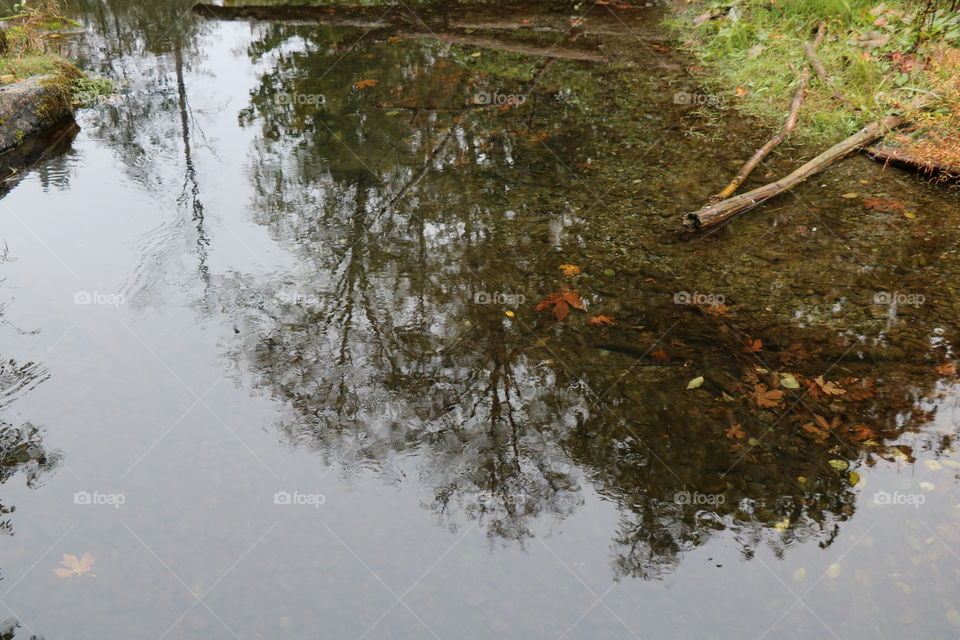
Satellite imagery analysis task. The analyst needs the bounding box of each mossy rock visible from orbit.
[0,62,81,153]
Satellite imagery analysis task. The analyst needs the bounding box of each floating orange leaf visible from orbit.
[354,78,379,89]
[558,264,581,276]
[800,422,830,441]
[744,338,762,353]
[53,553,95,579]
[535,288,586,322]
[814,376,846,396]
[726,424,745,440]
[936,362,957,376]
[753,384,784,408]
[701,303,732,317]
[861,197,906,213]
[588,315,615,326]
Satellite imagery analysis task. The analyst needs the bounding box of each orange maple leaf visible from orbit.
[53,553,96,579]
[744,338,762,353]
[726,424,745,440]
[753,384,784,408]
[799,422,830,441]
[588,315,615,326]
[558,264,581,276]
[814,376,845,396]
[861,198,906,213]
[535,289,586,322]
[936,362,957,376]
[701,303,732,317]
[354,78,379,89]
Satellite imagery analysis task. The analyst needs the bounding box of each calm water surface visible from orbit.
[2,1,960,638]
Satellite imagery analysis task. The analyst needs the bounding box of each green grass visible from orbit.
[665,0,950,145]
[0,52,67,77]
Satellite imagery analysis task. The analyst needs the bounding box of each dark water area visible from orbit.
[1,1,960,638]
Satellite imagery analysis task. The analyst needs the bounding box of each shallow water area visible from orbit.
[2,1,960,638]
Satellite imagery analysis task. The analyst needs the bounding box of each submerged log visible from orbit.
[683,113,907,230]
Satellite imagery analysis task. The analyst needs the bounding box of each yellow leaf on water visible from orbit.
[780,373,800,389]
[903,211,917,219]
[686,376,704,390]
[947,609,960,628]
[828,459,849,470]
[841,193,859,199]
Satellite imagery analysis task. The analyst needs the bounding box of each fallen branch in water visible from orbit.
[682,112,907,230]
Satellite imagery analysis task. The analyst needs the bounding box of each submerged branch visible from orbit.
[683,113,907,230]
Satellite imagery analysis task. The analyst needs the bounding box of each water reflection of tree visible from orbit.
[70,6,956,578]
[203,18,960,578]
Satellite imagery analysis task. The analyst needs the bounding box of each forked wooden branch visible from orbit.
[682,113,906,230]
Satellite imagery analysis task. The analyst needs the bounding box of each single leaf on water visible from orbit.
[535,289,586,322]
[861,197,905,212]
[780,373,800,389]
[848,471,861,486]
[936,362,957,376]
[686,376,704,390]
[53,553,96,579]
[814,376,845,396]
[726,424,745,440]
[561,291,586,310]
[752,384,784,408]
[354,78,379,89]
[828,459,849,470]
[588,315,615,326]
[558,264,581,276]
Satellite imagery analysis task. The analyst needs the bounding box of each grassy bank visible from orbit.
[666,0,960,175]
[0,0,107,104]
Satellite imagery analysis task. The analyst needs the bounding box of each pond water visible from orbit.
[2,1,960,638]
